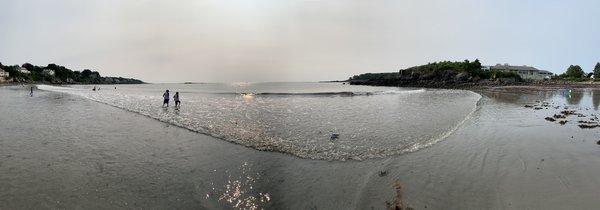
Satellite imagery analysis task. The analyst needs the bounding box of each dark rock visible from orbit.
[578,124,600,129]
[379,170,388,177]
[561,110,576,116]
[330,133,339,140]
[577,120,596,124]
[455,72,470,82]
[553,114,566,119]
[545,117,556,122]
[558,120,568,125]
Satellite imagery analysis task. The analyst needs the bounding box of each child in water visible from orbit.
[163,90,170,107]
[174,92,180,108]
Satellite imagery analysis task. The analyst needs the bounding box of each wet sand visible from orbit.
[2,86,600,209]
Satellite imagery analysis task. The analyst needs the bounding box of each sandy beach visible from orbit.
[1,84,600,209]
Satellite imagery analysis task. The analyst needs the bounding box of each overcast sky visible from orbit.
[1,0,599,83]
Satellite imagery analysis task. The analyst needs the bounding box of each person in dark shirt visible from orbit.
[163,90,170,107]
[174,92,181,108]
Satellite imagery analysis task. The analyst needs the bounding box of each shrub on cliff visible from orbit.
[400,59,482,76]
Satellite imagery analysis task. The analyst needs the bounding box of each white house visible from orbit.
[0,69,10,82]
[0,69,9,82]
[18,67,30,74]
[0,69,9,78]
[42,69,55,76]
[488,64,553,80]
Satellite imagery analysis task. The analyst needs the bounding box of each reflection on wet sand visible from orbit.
[509,88,600,130]
[565,90,583,105]
[480,88,600,108]
[206,162,271,210]
[593,90,600,110]
[478,88,558,105]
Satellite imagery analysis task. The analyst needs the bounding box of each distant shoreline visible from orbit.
[1,62,145,85]
[0,81,146,86]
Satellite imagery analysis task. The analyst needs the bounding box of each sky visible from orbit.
[0,0,599,83]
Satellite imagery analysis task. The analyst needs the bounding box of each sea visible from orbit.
[3,83,600,209]
[37,82,480,161]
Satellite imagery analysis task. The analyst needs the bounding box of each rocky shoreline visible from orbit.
[346,60,600,90]
[349,75,600,91]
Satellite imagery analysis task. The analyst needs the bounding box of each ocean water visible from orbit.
[3,85,600,209]
[38,83,481,160]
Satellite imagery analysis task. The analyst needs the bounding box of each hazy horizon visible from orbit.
[1,0,599,83]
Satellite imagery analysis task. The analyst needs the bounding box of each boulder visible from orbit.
[455,72,470,82]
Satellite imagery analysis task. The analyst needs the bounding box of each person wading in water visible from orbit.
[174,92,181,108]
[162,90,170,107]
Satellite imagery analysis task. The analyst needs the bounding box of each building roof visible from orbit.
[490,64,539,71]
[489,64,553,74]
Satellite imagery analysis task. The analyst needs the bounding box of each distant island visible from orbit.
[0,62,144,84]
[347,60,600,88]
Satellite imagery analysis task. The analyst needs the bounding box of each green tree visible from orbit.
[563,65,585,78]
[81,69,92,78]
[594,62,600,79]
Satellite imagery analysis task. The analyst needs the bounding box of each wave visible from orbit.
[217,89,426,96]
[401,93,482,154]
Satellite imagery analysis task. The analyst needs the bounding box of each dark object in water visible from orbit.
[553,114,566,119]
[558,120,568,125]
[534,107,543,110]
[561,110,576,116]
[379,170,388,177]
[578,124,600,129]
[545,117,556,122]
[577,120,596,124]
[524,105,533,108]
[330,133,339,140]
[597,140,600,145]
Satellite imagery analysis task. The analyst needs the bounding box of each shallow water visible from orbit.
[3,85,600,209]
[38,83,480,160]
